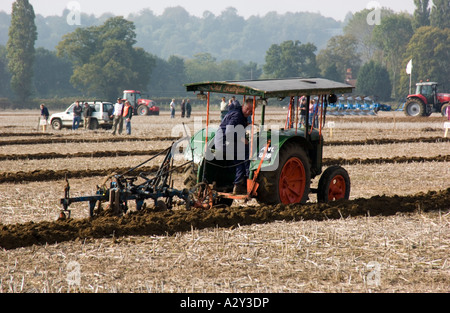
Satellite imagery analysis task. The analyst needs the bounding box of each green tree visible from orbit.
[399,26,450,97]
[372,14,414,98]
[33,48,77,97]
[316,34,362,82]
[412,0,430,30]
[430,0,450,29]
[0,45,12,97]
[322,63,341,82]
[6,0,37,102]
[57,17,155,100]
[263,40,318,79]
[344,8,393,63]
[159,55,187,96]
[185,53,221,83]
[238,62,262,81]
[356,61,392,100]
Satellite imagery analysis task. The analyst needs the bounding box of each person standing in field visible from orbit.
[123,100,133,135]
[186,99,192,118]
[111,98,124,135]
[170,99,176,118]
[40,103,49,132]
[72,101,82,130]
[83,102,93,130]
[220,97,228,121]
[299,97,307,126]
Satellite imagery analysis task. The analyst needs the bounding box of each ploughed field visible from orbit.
[0,108,449,293]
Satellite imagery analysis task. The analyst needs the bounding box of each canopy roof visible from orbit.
[185,78,354,99]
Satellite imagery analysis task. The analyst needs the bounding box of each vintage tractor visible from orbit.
[183,78,354,206]
[59,78,355,218]
[404,82,450,117]
[123,90,160,116]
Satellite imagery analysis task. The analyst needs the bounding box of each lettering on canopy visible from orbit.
[197,84,262,96]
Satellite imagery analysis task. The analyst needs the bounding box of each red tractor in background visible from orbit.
[123,90,160,116]
[404,82,450,117]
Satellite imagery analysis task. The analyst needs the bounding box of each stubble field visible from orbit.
[0,108,449,293]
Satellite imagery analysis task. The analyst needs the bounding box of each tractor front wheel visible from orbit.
[404,99,426,117]
[257,142,311,205]
[317,166,351,203]
[137,105,149,116]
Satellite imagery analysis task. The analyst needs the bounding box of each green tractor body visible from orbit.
[183,78,354,206]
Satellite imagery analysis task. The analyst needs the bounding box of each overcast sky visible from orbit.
[0,0,415,21]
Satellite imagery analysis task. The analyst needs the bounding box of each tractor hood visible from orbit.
[185,127,320,172]
[138,99,156,108]
[438,93,450,101]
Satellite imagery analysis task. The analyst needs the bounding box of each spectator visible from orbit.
[170,99,176,118]
[299,97,307,126]
[83,102,93,130]
[40,103,49,132]
[123,100,133,135]
[111,98,124,135]
[181,99,186,118]
[72,101,82,130]
[186,99,192,118]
[220,97,228,121]
[228,96,241,111]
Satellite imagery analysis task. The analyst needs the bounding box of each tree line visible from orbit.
[0,0,449,108]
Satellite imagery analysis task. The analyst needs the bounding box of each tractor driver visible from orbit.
[214,98,254,195]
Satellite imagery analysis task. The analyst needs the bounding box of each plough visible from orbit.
[327,96,391,116]
[59,143,218,219]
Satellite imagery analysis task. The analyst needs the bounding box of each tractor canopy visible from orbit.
[185,78,354,99]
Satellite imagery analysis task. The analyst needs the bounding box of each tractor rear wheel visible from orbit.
[317,166,351,203]
[404,99,426,117]
[441,103,450,117]
[257,142,311,205]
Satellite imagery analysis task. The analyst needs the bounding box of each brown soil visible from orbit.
[1,188,448,250]
[0,155,447,184]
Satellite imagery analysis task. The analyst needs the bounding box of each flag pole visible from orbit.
[407,59,413,94]
[409,72,412,95]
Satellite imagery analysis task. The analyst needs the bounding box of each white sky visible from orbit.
[0,0,415,21]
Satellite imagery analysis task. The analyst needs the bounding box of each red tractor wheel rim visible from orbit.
[328,175,346,201]
[279,157,306,204]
